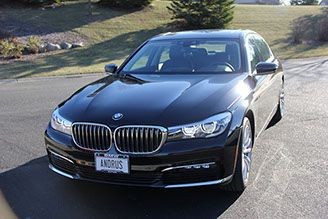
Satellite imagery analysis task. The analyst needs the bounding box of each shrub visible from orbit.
[291,8,328,44]
[27,36,41,54]
[167,0,234,29]
[0,38,24,59]
[10,0,62,5]
[98,0,154,9]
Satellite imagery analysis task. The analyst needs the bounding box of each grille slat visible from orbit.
[116,128,121,149]
[89,126,92,148]
[97,126,101,150]
[72,123,112,151]
[135,128,139,152]
[150,128,154,152]
[101,127,105,150]
[93,126,97,149]
[114,126,166,154]
[90,125,94,149]
[131,128,135,153]
[126,128,130,152]
[80,125,85,147]
[104,128,109,149]
[121,129,125,151]
[140,128,144,152]
[154,129,159,148]
[145,128,148,153]
[85,125,90,148]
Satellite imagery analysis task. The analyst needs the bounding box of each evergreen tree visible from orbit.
[167,0,234,29]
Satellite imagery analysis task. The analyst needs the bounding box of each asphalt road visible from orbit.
[0,57,328,219]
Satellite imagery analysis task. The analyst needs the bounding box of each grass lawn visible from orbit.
[0,1,327,79]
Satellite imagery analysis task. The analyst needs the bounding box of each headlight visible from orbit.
[168,112,232,140]
[50,108,72,135]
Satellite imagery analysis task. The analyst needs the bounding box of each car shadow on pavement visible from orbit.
[0,156,241,219]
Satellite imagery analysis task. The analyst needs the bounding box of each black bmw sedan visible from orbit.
[45,30,284,191]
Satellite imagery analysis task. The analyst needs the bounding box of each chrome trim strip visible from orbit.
[164,175,233,188]
[227,96,241,111]
[48,164,76,179]
[161,162,216,172]
[113,125,168,155]
[131,164,165,171]
[71,122,113,152]
[49,150,74,164]
[49,162,233,188]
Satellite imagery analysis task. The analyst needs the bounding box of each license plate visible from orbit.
[95,153,129,174]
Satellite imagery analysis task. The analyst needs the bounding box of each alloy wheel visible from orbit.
[279,83,285,116]
[241,118,253,185]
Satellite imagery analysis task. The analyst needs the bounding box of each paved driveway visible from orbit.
[0,57,328,218]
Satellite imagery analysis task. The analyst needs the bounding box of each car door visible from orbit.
[247,34,281,138]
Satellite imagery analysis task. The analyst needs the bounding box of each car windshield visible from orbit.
[121,39,242,74]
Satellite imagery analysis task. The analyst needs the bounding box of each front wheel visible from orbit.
[222,117,253,192]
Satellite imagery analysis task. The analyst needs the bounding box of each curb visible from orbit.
[0,72,105,85]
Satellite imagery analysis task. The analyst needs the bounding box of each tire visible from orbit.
[221,117,253,192]
[271,80,285,124]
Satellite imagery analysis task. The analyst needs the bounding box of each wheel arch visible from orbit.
[245,110,255,144]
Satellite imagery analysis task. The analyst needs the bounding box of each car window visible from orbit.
[122,39,242,74]
[247,36,262,72]
[128,45,153,71]
[254,36,273,62]
[196,43,225,53]
[158,47,170,70]
[159,47,170,63]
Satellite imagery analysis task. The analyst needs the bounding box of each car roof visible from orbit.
[150,29,255,41]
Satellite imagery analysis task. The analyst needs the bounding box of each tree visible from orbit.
[98,0,154,8]
[167,0,234,29]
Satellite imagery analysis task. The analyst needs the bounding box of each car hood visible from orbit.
[58,73,248,127]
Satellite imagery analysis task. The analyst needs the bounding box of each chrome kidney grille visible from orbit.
[114,126,167,154]
[72,123,112,151]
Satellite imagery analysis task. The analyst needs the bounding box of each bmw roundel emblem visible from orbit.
[112,113,123,121]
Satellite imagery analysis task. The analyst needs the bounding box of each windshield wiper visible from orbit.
[119,73,147,84]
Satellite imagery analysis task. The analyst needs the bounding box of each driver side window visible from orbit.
[247,36,261,73]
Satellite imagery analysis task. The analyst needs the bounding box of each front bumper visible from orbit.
[45,125,241,188]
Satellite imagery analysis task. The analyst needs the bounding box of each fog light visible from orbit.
[161,162,216,172]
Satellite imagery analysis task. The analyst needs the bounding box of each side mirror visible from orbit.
[104,64,118,74]
[255,62,278,75]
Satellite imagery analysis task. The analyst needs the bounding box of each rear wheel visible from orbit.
[271,81,285,123]
[222,117,253,192]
